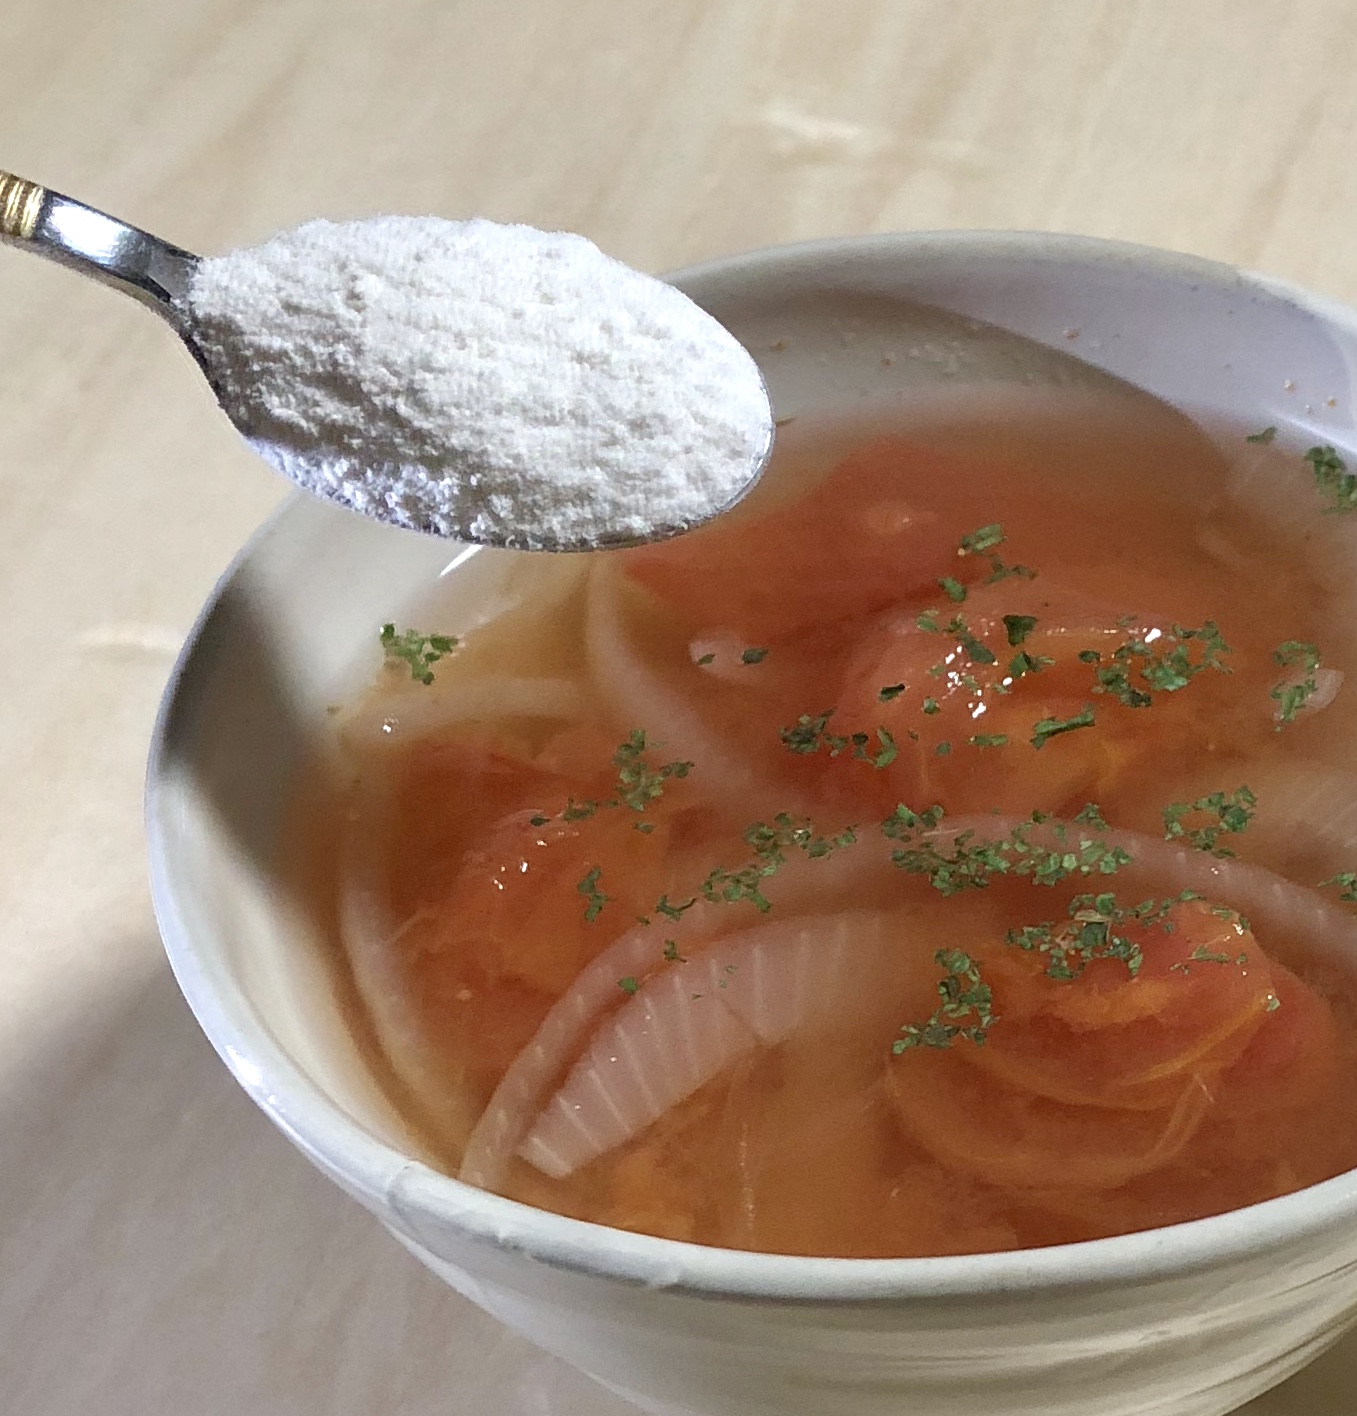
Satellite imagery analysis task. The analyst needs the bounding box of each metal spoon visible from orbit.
[0,169,773,552]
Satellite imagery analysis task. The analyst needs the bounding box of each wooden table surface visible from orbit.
[3,2,1357,1411]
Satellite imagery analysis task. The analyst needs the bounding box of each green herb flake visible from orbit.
[609,728,694,812]
[662,939,687,963]
[1305,445,1357,513]
[1246,425,1277,445]
[922,697,940,715]
[938,576,968,604]
[959,524,1006,555]
[880,804,1129,899]
[862,728,898,769]
[1169,944,1247,975]
[379,623,459,685]
[968,733,1009,748]
[894,949,995,1052]
[1003,614,1038,646]
[577,867,613,923]
[688,813,859,916]
[655,894,698,922]
[741,646,769,665]
[1321,871,1357,903]
[1030,705,1097,749]
[696,652,716,666]
[537,729,693,827]
[916,612,941,634]
[1008,650,1054,679]
[878,683,906,703]
[985,556,1037,585]
[618,976,640,995]
[934,741,953,756]
[947,615,998,666]
[1270,640,1324,727]
[1004,887,1201,983]
[779,712,896,769]
[1090,622,1232,708]
[780,710,841,755]
[1162,785,1258,857]
[1072,802,1110,829]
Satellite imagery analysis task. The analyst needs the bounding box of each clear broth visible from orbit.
[317,388,1357,1256]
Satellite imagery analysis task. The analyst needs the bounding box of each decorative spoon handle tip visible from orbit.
[0,171,46,240]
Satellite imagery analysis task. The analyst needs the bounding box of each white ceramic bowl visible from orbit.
[148,231,1357,1416]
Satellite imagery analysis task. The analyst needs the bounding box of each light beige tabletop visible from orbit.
[3,2,1357,1411]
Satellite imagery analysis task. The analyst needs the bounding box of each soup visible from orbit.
[321,389,1357,1257]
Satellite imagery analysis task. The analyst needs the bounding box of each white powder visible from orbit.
[185,217,771,550]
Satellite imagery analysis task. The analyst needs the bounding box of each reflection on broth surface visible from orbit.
[318,389,1357,1256]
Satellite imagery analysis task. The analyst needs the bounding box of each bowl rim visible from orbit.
[148,226,1357,1304]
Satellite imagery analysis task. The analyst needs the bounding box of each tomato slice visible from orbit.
[830,579,1219,817]
[362,730,693,1102]
[887,1045,1213,1192]
[886,902,1281,1192]
[964,900,1276,1111]
[618,438,980,642]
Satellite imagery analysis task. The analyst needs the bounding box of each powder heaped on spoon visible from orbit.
[184,216,773,549]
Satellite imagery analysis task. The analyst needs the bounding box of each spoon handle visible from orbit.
[0,169,198,324]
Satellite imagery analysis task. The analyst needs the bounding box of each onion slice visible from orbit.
[584,560,811,817]
[337,779,482,1147]
[339,674,586,747]
[932,814,1357,970]
[463,908,935,1187]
